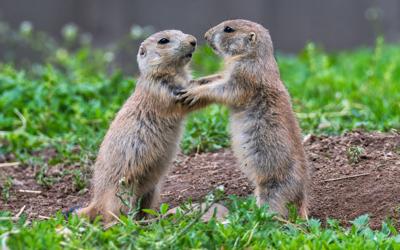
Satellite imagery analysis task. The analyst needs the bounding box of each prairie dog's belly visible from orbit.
[229,109,259,178]
[98,112,184,182]
[230,105,294,182]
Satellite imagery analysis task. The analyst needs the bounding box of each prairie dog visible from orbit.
[78,30,208,222]
[179,20,309,218]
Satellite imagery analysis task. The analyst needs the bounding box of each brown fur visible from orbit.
[78,30,209,222]
[179,20,309,218]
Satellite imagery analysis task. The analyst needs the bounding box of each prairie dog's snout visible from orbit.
[204,29,213,42]
[182,34,197,58]
[189,39,197,47]
[204,28,220,53]
[186,35,197,47]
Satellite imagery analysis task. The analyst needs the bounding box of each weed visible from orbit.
[115,177,141,218]
[1,176,13,202]
[71,170,87,192]
[34,165,54,188]
[347,145,365,164]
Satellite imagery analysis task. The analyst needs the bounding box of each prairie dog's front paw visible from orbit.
[176,88,202,107]
[174,88,190,104]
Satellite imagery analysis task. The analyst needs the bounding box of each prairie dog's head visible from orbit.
[137,30,197,74]
[204,19,273,58]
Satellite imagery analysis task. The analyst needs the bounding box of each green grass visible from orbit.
[1,196,399,249]
[280,38,400,134]
[1,26,400,248]
[1,41,400,160]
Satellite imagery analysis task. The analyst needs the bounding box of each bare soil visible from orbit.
[1,131,400,229]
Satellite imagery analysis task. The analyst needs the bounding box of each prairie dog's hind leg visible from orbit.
[298,194,309,220]
[140,185,160,209]
[255,180,307,219]
[136,185,161,218]
[255,181,289,218]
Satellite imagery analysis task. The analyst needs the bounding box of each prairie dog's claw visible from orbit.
[174,89,188,96]
[188,97,199,107]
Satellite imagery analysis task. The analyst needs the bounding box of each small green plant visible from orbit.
[347,145,365,164]
[34,165,55,188]
[115,177,141,218]
[1,176,13,202]
[71,170,87,192]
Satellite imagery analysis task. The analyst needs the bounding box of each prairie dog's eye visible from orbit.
[223,26,235,33]
[158,38,170,44]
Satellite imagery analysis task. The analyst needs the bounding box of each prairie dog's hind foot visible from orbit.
[75,204,99,221]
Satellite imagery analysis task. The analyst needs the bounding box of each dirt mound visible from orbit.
[1,131,399,228]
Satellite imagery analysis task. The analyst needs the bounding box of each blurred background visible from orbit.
[1,0,400,72]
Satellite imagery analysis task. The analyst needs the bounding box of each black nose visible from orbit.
[190,40,196,47]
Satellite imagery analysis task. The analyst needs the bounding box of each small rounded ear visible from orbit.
[139,45,147,57]
[249,32,256,42]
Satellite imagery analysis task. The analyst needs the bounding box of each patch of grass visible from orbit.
[182,104,229,154]
[280,39,400,134]
[0,60,134,161]
[0,196,399,249]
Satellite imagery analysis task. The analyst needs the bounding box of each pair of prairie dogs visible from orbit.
[77,19,309,222]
